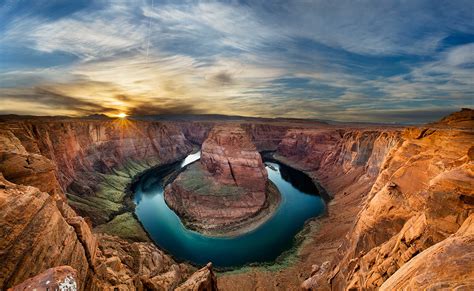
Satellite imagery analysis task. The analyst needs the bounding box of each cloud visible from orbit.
[0,0,472,123]
[1,2,147,60]
[445,43,474,67]
[1,86,116,115]
[209,71,234,86]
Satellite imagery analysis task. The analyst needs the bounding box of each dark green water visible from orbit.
[133,152,326,268]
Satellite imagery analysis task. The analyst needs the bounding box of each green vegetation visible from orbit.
[94,212,150,242]
[67,193,122,223]
[177,163,246,197]
[66,158,161,240]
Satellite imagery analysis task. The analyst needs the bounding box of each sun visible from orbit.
[117,112,127,119]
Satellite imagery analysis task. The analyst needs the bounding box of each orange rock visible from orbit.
[8,266,78,291]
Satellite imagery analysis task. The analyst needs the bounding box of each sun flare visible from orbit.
[117,112,127,119]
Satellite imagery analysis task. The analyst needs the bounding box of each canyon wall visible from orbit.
[0,119,193,225]
[0,119,218,290]
[301,112,474,290]
[1,110,472,290]
[276,128,402,199]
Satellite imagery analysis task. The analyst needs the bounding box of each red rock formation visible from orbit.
[0,110,472,290]
[0,129,62,197]
[9,266,78,291]
[302,110,474,290]
[380,213,474,290]
[200,125,267,191]
[241,123,291,151]
[0,174,91,289]
[165,125,280,235]
[1,120,192,193]
[0,119,220,290]
[176,263,218,291]
[0,119,193,225]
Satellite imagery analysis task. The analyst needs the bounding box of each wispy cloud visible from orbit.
[0,0,472,123]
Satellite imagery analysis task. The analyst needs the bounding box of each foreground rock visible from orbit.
[380,213,474,290]
[9,266,78,291]
[0,175,91,289]
[0,172,217,290]
[165,125,280,236]
[176,263,218,291]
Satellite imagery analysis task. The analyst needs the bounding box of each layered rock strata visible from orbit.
[0,118,219,290]
[200,125,268,191]
[217,127,403,290]
[0,173,218,290]
[165,125,280,236]
[302,110,474,290]
[0,119,193,235]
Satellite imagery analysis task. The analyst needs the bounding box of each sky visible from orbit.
[0,0,473,123]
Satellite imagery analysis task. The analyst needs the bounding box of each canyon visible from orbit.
[0,109,472,290]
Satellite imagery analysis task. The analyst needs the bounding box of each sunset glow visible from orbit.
[117,112,128,119]
[0,1,472,123]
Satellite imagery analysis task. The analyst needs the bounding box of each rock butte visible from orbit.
[164,125,281,236]
[0,108,471,290]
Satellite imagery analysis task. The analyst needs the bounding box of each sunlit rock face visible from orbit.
[302,109,474,290]
[0,175,91,290]
[9,266,78,291]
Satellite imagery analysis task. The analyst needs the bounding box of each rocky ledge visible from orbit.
[165,125,281,236]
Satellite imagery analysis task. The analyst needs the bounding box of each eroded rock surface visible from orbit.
[9,266,78,291]
[0,175,90,289]
[302,110,474,290]
[200,125,268,191]
[165,125,280,236]
[0,119,193,226]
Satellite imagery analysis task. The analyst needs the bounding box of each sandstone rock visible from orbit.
[9,266,78,291]
[66,216,98,265]
[165,125,281,236]
[176,263,218,291]
[0,120,194,226]
[380,214,474,290]
[90,234,193,290]
[303,112,474,290]
[0,130,62,197]
[201,125,267,191]
[0,175,90,290]
[1,111,472,290]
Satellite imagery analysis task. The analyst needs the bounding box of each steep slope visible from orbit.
[0,175,91,289]
[302,111,474,290]
[0,119,193,230]
[217,127,403,290]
